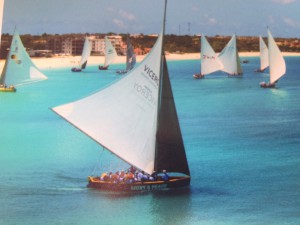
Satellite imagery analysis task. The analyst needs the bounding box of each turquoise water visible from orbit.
[1,57,300,225]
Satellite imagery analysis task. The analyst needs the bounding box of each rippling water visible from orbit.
[1,57,300,225]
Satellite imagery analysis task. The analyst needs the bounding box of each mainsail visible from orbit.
[259,36,269,71]
[0,30,48,86]
[125,36,136,71]
[200,34,223,75]
[79,36,92,69]
[53,0,189,176]
[218,34,243,75]
[268,29,286,84]
[103,36,118,67]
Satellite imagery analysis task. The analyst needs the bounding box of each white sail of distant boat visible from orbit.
[71,36,92,72]
[260,29,286,88]
[99,36,118,70]
[0,29,48,92]
[193,34,223,79]
[255,36,269,72]
[218,34,243,76]
[53,0,190,192]
[116,35,136,74]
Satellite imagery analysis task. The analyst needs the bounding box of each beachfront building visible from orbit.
[61,38,85,56]
[92,35,125,55]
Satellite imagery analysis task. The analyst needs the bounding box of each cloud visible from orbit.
[272,0,295,4]
[118,9,136,21]
[204,14,218,25]
[112,19,128,30]
[283,17,300,28]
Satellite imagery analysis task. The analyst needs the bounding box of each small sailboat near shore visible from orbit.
[193,34,223,79]
[71,37,92,72]
[52,0,190,192]
[116,35,136,74]
[218,34,243,77]
[99,36,118,70]
[260,29,286,88]
[0,29,48,92]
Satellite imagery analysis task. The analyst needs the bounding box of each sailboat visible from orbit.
[260,29,286,88]
[52,0,190,192]
[193,34,223,79]
[116,35,136,74]
[99,36,118,70]
[71,36,92,72]
[254,36,269,73]
[218,34,243,76]
[0,29,48,92]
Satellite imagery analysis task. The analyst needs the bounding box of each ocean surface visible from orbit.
[1,57,300,225]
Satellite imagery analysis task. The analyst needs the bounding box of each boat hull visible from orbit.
[99,65,109,70]
[260,82,275,88]
[71,68,82,72]
[0,86,16,92]
[193,74,204,79]
[87,176,190,192]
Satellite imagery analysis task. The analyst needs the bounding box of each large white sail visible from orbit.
[104,36,118,67]
[0,30,47,86]
[268,29,286,84]
[79,36,92,69]
[53,32,164,175]
[218,34,243,75]
[259,36,269,71]
[0,0,4,48]
[200,34,223,75]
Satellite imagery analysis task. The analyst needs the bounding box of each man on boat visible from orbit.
[162,170,169,181]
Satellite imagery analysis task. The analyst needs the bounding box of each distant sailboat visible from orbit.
[99,36,118,70]
[193,34,223,79]
[52,0,190,192]
[71,36,92,72]
[116,35,136,74]
[260,29,286,88]
[255,36,269,73]
[0,29,48,92]
[218,34,243,76]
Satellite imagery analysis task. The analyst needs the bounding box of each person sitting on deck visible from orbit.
[100,172,109,181]
[162,170,169,181]
[111,172,119,183]
[149,171,158,181]
[136,171,142,182]
[119,170,125,182]
[125,172,135,184]
[141,172,149,182]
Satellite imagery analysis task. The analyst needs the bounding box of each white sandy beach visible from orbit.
[0,52,299,70]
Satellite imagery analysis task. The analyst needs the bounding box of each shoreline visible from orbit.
[0,52,299,70]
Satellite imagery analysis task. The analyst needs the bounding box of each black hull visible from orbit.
[193,74,204,79]
[71,68,82,72]
[87,176,190,192]
[99,65,109,70]
[260,82,275,88]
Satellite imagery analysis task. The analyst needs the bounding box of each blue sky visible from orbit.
[3,0,300,37]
